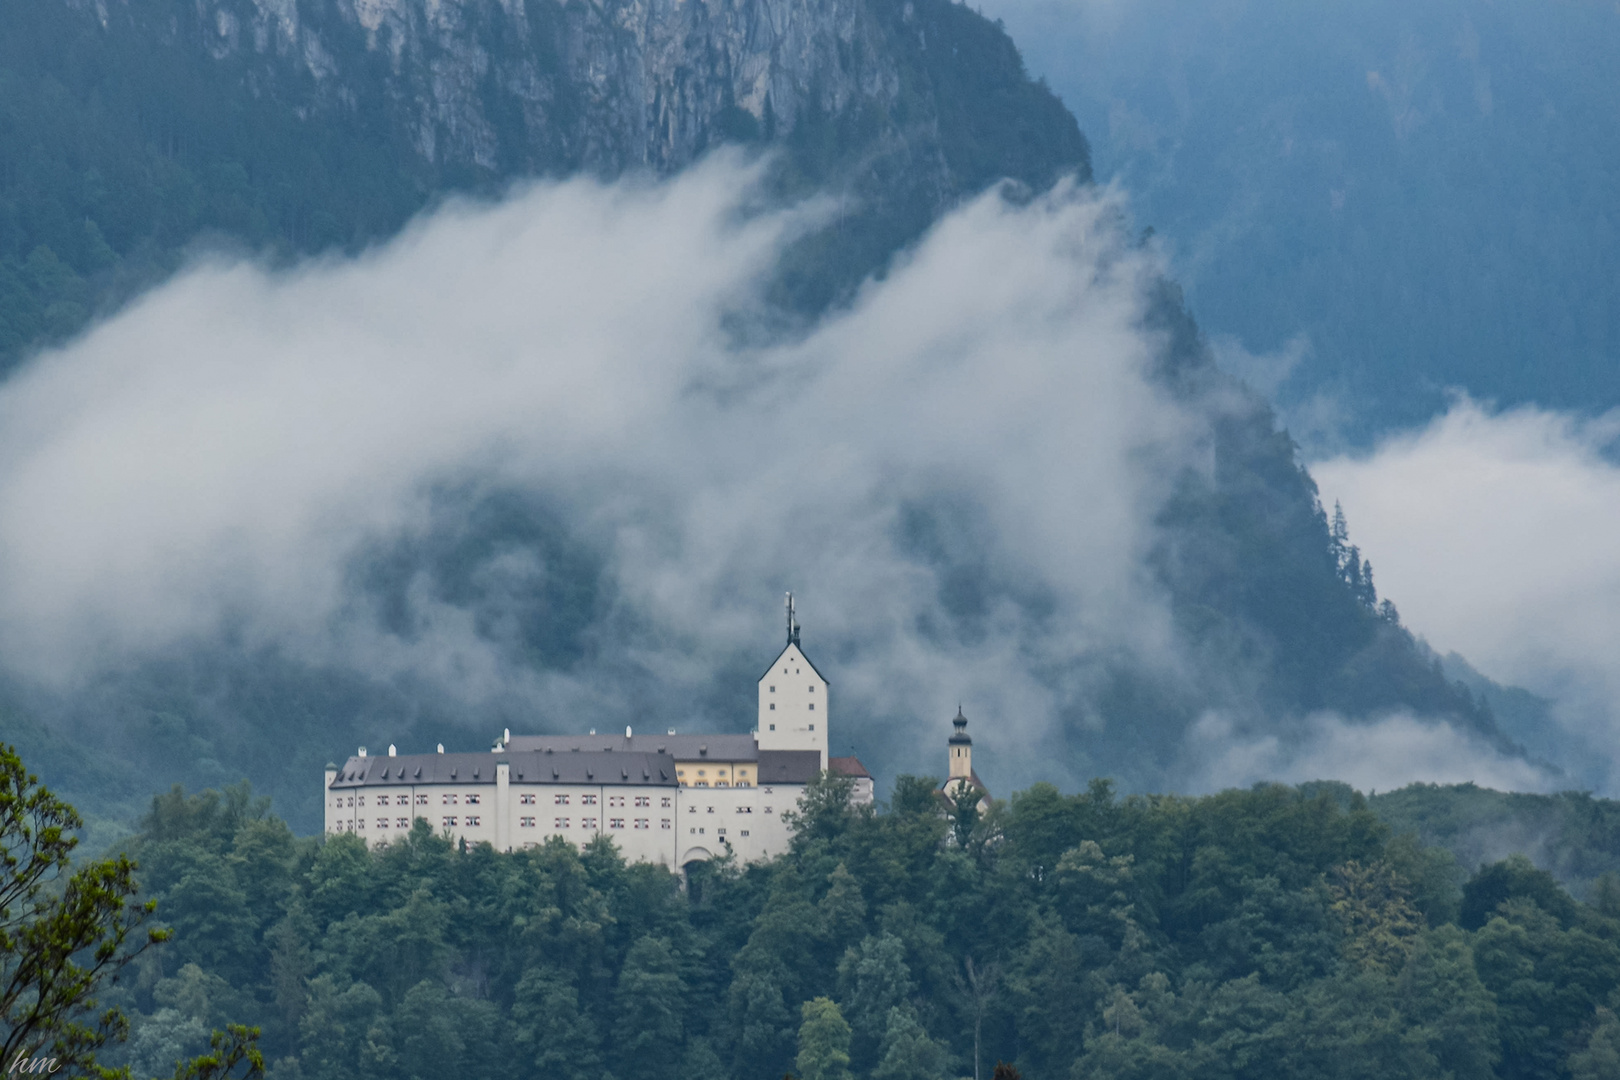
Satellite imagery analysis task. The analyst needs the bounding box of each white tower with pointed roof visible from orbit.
[757,593,829,768]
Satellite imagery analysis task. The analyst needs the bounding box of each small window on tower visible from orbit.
[809,724,815,731]
[769,724,776,731]
[769,704,775,711]
[809,704,815,711]
[769,686,775,692]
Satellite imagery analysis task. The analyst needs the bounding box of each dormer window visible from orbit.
[769,686,775,692]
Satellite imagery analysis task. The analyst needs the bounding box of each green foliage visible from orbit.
[797,997,854,1080]
[0,745,263,1079]
[55,766,1620,1080]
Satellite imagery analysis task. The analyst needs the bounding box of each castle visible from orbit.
[324,595,978,868]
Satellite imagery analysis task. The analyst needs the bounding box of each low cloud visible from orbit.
[0,153,1203,786]
[1314,399,1620,790]
[1185,710,1556,795]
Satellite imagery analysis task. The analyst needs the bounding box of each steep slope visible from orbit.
[0,0,1085,362]
[978,0,1620,438]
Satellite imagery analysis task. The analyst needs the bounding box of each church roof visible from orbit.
[938,769,990,802]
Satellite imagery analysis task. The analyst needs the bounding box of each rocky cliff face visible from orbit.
[137,0,1080,194]
[18,0,1082,325]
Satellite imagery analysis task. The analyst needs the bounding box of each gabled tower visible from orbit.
[757,593,829,768]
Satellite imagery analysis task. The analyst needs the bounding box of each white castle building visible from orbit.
[324,596,875,869]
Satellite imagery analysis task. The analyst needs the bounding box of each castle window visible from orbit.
[377,818,388,828]
[707,807,715,814]
[696,770,705,777]
[769,723,776,730]
[609,796,625,808]
[809,685,814,692]
[582,794,597,805]
[555,794,569,805]
[769,686,775,692]
[375,795,388,806]
[442,794,457,805]
[769,704,775,711]
[765,806,774,813]
[554,817,568,829]
[809,704,815,711]
[583,817,597,828]
[690,827,696,834]
[661,797,671,808]
[397,817,409,828]
[717,781,729,787]
[634,819,648,829]
[635,796,650,807]
[662,819,671,829]
[465,794,480,805]
[520,816,535,827]
[358,797,365,806]
[738,781,751,787]
[520,793,535,805]
[610,818,624,829]
[442,816,457,827]
[416,794,428,805]
[741,830,750,837]
[465,815,481,826]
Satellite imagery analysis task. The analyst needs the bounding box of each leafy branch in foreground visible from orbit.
[0,744,262,1079]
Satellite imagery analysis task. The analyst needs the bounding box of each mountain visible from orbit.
[0,0,1086,362]
[978,0,1620,440]
[0,0,1544,834]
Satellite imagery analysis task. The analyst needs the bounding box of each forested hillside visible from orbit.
[984,0,1620,436]
[0,0,1085,365]
[101,773,1620,1080]
[1371,784,1620,903]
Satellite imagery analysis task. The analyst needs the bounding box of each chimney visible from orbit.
[388,744,397,757]
[437,743,445,754]
[358,747,367,758]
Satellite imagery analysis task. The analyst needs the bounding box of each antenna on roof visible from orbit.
[436,743,444,754]
[786,591,800,645]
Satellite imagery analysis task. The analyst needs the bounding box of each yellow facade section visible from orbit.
[673,761,755,788]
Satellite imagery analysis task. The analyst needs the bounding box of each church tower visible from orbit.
[757,593,829,768]
[948,706,972,782]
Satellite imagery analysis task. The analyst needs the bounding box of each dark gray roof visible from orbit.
[757,750,822,785]
[328,750,678,790]
[505,732,759,760]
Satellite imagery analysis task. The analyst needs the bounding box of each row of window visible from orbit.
[689,827,750,837]
[517,817,673,830]
[766,685,818,692]
[689,805,773,814]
